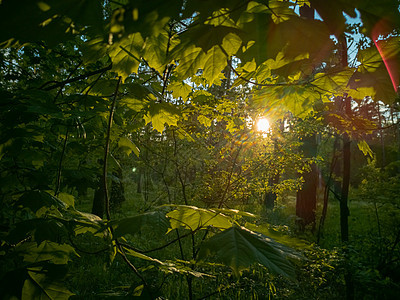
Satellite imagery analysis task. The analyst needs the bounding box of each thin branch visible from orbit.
[103,76,122,221]
[116,242,153,297]
[82,67,108,95]
[40,64,112,90]
[218,143,243,208]
[54,62,83,103]
[101,77,152,295]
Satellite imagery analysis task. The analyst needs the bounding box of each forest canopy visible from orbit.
[1,0,400,299]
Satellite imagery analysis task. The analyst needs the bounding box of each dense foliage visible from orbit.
[0,0,400,299]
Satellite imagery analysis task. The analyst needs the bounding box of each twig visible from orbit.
[54,62,83,102]
[40,64,112,90]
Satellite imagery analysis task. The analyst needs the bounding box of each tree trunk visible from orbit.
[92,175,105,218]
[296,159,318,231]
[296,133,318,231]
[295,3,318,232]
[110,167,126,211]
[339,31,354,299]
[265,173,279,209]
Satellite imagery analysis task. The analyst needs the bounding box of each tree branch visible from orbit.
[40,64,112,91]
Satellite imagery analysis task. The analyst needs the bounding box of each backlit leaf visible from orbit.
[174,45,207,80]
[166,205,232,232]
[118,137,140,157]
[198,226,301,278]
[221,32,242,56]
[109,33,144,79]
[144,102,180,133]
[203,45,227,85]
[357,139,374,159]
[169,80,192,100]
[143,31,179,74]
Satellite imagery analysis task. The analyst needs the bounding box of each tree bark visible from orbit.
[296,158,318,231]
[295,4,318,232]
[92,175,105,218]
[265,173,279,209]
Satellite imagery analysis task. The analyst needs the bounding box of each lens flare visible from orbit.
[256,117,270,133]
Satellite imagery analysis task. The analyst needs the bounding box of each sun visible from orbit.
[256,117,270,133]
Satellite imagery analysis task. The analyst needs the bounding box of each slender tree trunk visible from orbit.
[341,95,354,300]
[136,168,142,194]
[110,166,126,211]
[265,134,281,210]
[92,174,105,218]
[295,3,318,232]
[340,97,351,243]
[339,32,354,299]
[265,173,279,209]
[377,101,386,167]
[296,158,318,231]
[317,137,339,243]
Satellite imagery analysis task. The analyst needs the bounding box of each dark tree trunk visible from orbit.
[338,31,354,299]
[91,175,105,218]
[296,159,318,231]
[340,108,351,243]
[295,3,318,232]
[341,95,354,300]
[136,168,142,194]
[265,173,279,209]
[110,167,125,211]
[317,137,339,243]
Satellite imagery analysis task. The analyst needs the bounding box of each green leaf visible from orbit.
[221,32,242,56]
[81,37,109,64]
[169,80,192,100]
[203,45,227,84]
[7,219,68,245]
[244,223,311,250]
[16,191,67,213]
[144,102,180,133]
[109,33,144,79]
[197,226,301,278]
[22,267,73,300]
[118,137,140,157]
[46,192,75,208]
[214,208,256,218]
[357,140,374,159]
[312,68,354,94]
[252,85,320,118]
[349,36,400,103]
[16,241,78,265]
[166,205,232,232]
[112,211,169,238]
[122,247,164,265]
[181,25,242,54]
[174,45,207,80]
[143,31,179,74]
[123,247,211,278]
[197,115,212,127]
[205,8,238,28]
